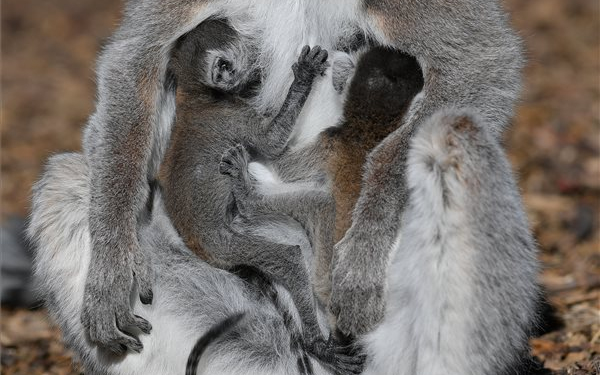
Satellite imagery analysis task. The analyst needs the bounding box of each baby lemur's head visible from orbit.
[343,47,424,121]
[170,18,259,96]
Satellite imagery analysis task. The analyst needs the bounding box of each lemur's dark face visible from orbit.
[347,47,424,116]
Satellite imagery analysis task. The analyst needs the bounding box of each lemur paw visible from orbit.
[329,235,386,337]
[308,336,366,375]
[292,45,330,84]
[219,144,250,180]
[81,249,152,355]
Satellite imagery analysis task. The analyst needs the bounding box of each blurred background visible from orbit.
[1,0,598,373]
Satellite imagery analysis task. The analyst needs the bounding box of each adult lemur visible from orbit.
[35,0,538,373]
[160,18,338,356]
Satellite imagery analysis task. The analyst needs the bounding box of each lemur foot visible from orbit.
[292,45,330,84]
[219,144,255,211]
[219,144,250,181]
[308,336,366,375]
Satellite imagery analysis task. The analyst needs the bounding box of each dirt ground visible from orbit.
[1,0,599,374]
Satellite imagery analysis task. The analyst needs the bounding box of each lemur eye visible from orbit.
[219,60,231,70]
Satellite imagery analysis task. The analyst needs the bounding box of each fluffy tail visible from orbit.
[27,152,94,360]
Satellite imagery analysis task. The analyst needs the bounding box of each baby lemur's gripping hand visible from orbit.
[292,45,329,85]
[255,45,329,158]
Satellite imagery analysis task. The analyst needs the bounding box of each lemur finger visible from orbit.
[118,312,152,335]
[135,271,154,305]
[134,315,153,334]
[234,143,249,161]
[133,248,154,305]
[299,45,310,61]
[107,330,144,355]
[139,288,153,305]
[117,307,152,334]
[316,49,329,63]
[308,45,322,59]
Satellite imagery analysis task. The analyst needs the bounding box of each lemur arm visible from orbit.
[247,46,329,158]
[81,1,215,355]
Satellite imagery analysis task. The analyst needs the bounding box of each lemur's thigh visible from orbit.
[251,191,336,299]
[227,231,320,336]
[252,190,334,229]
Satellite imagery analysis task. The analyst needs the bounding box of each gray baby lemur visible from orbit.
[161,19,335,357]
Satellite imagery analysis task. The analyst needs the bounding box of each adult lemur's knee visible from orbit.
[363,109,540,375]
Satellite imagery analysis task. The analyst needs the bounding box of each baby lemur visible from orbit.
[161,19,333,356]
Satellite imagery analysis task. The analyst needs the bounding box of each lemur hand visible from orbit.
[329,230,386,337]
[292,45,329,84]
[81,242,153,355]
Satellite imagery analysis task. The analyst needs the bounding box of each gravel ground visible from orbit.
[1,0,598,374]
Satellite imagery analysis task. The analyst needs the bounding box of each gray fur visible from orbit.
[361,109,540,375]
[28,109,540,375]
[57,0,525,361]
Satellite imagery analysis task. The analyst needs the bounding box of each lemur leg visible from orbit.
[220,145,336,301]
[248,46,329,158]
[225,233,321,342]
